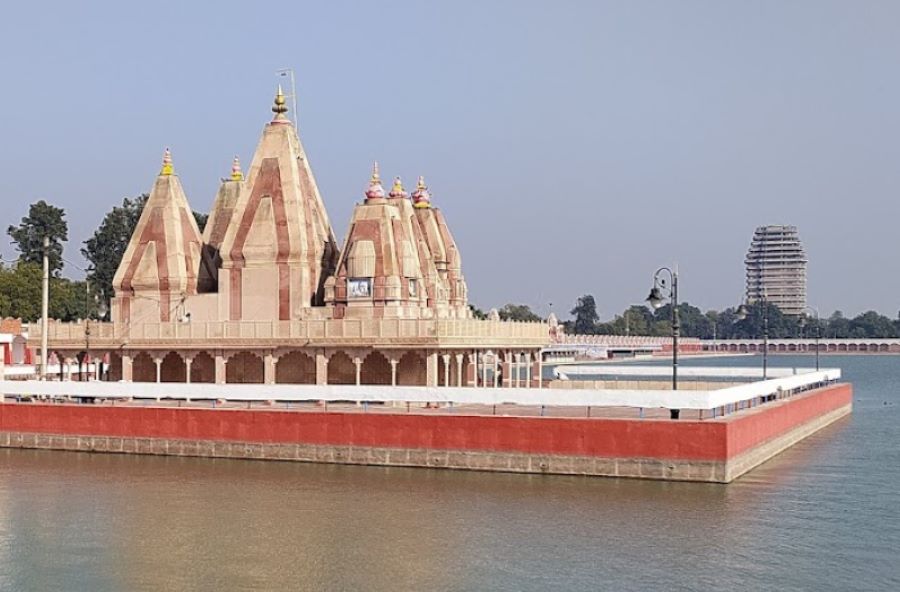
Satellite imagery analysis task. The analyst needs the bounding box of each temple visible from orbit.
[36,88,548,386]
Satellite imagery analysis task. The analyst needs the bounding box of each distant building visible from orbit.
[745,225,807,316]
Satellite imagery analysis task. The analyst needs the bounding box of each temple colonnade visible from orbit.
[49,348,545,388]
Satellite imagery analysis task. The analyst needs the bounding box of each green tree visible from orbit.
[848,311,897,338]
[0,263,41,320]
[605,305,653,335]
[826,311,850,338]
[731,301,799,339]
[651,302,714,338]
[498,303,541,322]
[7,200,68,276]
[81,194,148,311]
[0,263,96,322]
[570,294,599,334]
[469,304,488,320]
[193,211,209,233]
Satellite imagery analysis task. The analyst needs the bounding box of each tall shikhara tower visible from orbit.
[745,225,807,316]
[217,87,338,320]
[111,148,208,323]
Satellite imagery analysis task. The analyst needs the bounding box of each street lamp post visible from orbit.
[801,306,820,371]
[736,294,768,380]
[646,267,680,420]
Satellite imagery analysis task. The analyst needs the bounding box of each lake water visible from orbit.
[0,355,897,591]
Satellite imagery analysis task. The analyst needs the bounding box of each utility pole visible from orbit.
[40,236,49,380]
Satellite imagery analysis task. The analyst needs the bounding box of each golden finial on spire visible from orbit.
[365,161,385,199]
[272,85,288,120]
[231,156,243,181]
[412,175,432,208]
[160,147,174,176]
[389,176,406,198]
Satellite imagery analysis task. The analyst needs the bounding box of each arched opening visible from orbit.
[226,351,264,384]
[328,351,356,385]
[108,352,122,381]
[132,352,155,382]
[190,352,215,383]
[11,336,27,364]
[397,351,426,386]
[360,351,391,385]
[160,351,186,382]
[438,354,450,386]
[276,351,316,384]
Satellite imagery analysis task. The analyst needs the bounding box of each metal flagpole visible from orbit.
[276,68,298,124]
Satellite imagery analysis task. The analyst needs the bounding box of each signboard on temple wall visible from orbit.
[348,279,372,298]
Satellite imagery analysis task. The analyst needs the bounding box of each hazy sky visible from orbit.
[1,1,897,319]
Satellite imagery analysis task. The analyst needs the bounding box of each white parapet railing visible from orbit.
[554,366,815,380]
[0,369,840,412]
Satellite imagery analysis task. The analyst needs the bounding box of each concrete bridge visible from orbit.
[704,339,900,354]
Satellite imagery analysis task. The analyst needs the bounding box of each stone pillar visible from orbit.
[536,353,543,389]
[503,350,513,388]
[390,358,398,386]
[184,356,193,384]
[481,352,489,386]
[316,350,328,385]
[524,352,531,387]
[154,356,162,383]
[442,354,451,387]
[354,357,362,386]
[122,353,133,382]
[65,356,76,381]
[455,354,464,387]
[426,351,439,387]
[215,352,226,384]
[264,351,276,384]
[493,354,500,388]
[466,351,477,387]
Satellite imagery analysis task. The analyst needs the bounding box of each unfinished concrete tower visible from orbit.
[218,88,338,320]
[111,148,206,323]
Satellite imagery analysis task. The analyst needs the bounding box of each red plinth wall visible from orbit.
[0,383,852,483]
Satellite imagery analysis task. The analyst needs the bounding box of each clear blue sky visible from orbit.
[1,1,897,319]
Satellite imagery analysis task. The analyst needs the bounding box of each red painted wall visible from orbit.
[726,383,852,457]
[0,384,850,462]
